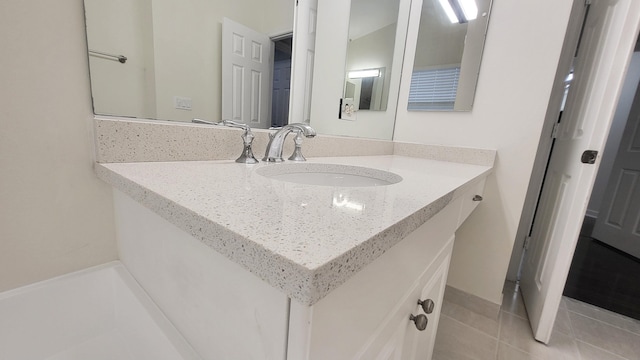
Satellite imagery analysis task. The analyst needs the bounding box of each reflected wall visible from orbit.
[85,0,293,122]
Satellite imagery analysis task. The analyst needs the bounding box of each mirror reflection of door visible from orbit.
[271,37,293,127]
[222,18,272,129]
[221,20,294,129]
[359,77,374,110]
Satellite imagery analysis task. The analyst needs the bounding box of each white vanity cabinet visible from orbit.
[112,180,484,360]
[98,156,491,360]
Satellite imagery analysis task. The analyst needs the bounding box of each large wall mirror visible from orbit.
[84,0,294,128]
[84,0,491,140]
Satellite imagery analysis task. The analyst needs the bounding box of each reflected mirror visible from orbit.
[343,0,401,112]
[407,0,492,111]
[309,0,411,140]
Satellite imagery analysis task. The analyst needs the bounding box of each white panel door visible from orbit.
[520,0,640,344]
[592,81,640,259]
[290,0,317,123]
[222,18,271,129]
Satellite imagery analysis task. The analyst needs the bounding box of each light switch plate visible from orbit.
[340,98,357,121]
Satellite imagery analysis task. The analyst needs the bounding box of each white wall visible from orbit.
[0,0,117,292]
[394,0,574,304]
[587,52,640,217]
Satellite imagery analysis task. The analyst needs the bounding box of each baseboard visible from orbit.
[584,209,598,219]
[443,285,501,320]
[581,214,597,237]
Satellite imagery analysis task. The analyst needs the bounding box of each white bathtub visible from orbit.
[0,262,201,360]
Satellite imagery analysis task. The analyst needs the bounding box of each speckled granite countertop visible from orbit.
[95,155,491,305]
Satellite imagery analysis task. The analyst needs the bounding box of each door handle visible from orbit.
[581,150,598,164]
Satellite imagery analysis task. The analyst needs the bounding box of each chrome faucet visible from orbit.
[192,118,259,164]
[263,123,316,162]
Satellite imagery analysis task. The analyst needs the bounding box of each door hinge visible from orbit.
[585,0,592,5]
[523,236,532,250]
[551,122,560,138]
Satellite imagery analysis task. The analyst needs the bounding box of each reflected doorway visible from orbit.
[271,36,292,127]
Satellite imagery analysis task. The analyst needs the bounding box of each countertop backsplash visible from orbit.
[93,117,496,166]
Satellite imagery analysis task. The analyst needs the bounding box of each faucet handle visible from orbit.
[288,129,307,161]
[192,118,258,164]
[236,130,259,164]
[193,118,224,126]
[193,118,246,130]
[218,119,249,130]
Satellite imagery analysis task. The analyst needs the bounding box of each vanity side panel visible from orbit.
[301,198,461,360]
[113,190,289,360]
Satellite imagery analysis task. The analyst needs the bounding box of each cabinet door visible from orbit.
[363,319,410,360]
[404,254,450,359]
[354,239,453,360]
[352,291,415,360]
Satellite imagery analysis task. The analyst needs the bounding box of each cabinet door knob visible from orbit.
[472,195,483,201]
[418,299,435,314]
[409,314,428,331]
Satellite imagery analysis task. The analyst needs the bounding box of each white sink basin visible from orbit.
[256,163,402,187]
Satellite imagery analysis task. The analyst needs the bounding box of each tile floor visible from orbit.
[433,282,640,360]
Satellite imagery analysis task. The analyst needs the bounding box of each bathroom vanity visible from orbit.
[96,154,491,360]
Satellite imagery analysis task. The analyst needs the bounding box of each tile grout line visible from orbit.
[500,309,528,320]
[574,340,630,360]
[440,313,500,341]
[560,300,576,339]
[494,310,502,359]
[566,308,640,337]
[500,291,529,321]
[565,304,583,360]
[566,306,636,360]
[497,289,539,359]
[564,298,640,327]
